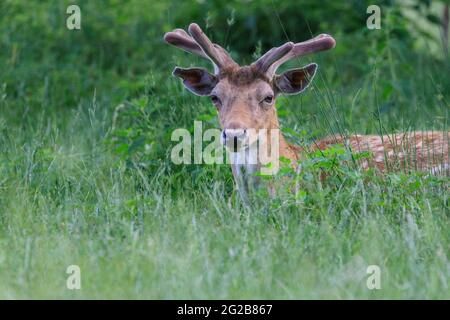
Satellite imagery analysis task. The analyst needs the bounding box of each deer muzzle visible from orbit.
[222,128,249,151]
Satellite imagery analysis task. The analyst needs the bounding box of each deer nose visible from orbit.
[223,128,247,140]
[222,128,248,150]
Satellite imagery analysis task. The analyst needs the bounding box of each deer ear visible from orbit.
[273,63,317,95]
[172,67,218,96]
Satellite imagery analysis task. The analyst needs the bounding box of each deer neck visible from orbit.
[229,129,299,204]
[278,132,300,162]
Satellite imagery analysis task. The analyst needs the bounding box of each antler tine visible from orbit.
[252,42,294,74]
[188,23,238,70]
[164,28,209,59]
[256,34,336,77]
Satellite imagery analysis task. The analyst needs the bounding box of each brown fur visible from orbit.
[219,65,270,85]
[216,67,449,175]
[284,131,449,174]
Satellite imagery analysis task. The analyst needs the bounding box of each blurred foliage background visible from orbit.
[0,0,449,299]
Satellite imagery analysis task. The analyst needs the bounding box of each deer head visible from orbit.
[164,23,335,153]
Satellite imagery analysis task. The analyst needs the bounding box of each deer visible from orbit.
[164,23,449,204]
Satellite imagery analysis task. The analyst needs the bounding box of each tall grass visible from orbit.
[0,1,448,299]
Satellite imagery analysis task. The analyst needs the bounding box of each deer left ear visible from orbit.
[273,63,318,95]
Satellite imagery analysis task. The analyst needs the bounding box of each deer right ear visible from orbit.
[172,67,218,96]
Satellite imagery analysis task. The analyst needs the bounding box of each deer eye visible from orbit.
[210,95,221,107]
[262,95,274,105]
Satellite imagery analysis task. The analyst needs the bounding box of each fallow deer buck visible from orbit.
[165,23,449,202]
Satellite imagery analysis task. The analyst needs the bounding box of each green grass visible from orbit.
[0,1,449,299]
